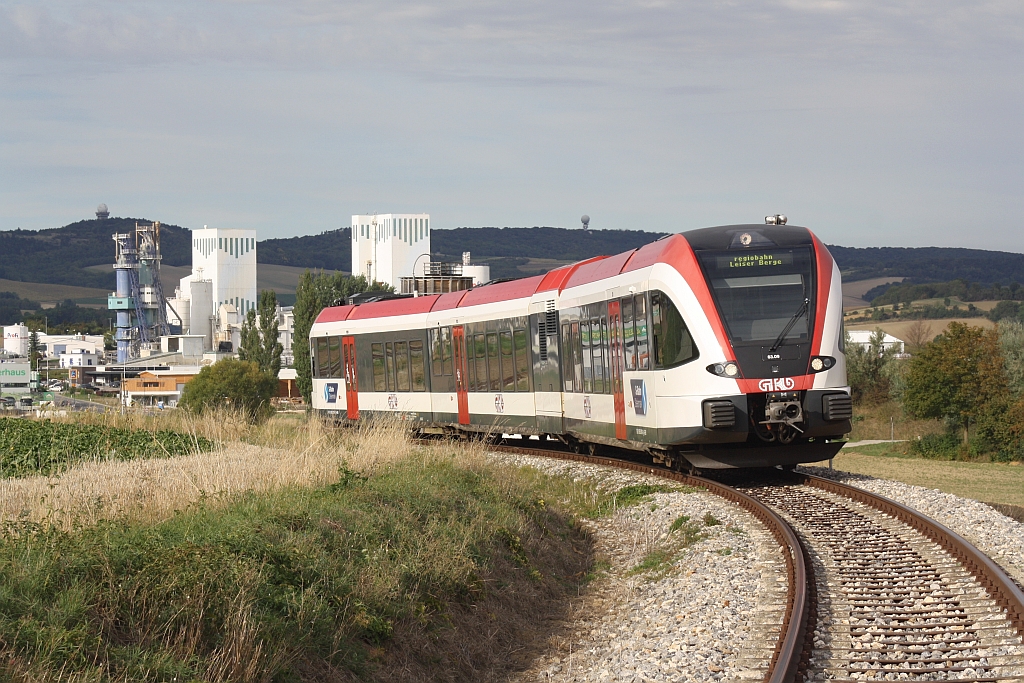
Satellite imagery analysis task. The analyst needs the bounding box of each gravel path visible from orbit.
[490,454,787,683]
[799,465,1024,587]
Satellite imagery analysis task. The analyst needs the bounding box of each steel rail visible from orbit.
[795,472,1024,639]
[488,443,811,683]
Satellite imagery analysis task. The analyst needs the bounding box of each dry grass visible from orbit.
[0,413,464,530]
[849,400,945,442]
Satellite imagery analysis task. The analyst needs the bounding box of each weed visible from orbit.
[702,513,721,527]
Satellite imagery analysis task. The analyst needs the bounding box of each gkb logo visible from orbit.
[758,377,795,392]
[324,383,338,403]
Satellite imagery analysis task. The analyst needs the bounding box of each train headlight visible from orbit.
[707,361,741,378]
[809,356,835,373]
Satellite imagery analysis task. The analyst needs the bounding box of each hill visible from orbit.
[5,219,1024,300]
[0,218,191,290]
[826,245,1024,284]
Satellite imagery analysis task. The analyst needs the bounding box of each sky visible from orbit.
[1,1,1022,251]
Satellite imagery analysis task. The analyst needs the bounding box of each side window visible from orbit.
[581,321,593,393]
[372,343,386,391]
[622,297,636,371]
[385,342,396,392]
[635,294,650,370]
[329,337,342,378]
[486,332,501,391]
[430,329,443,376]
[571,322,583,393]
[410,340,426,391]
[395,341,411,391]
[466,334,476,390]
[592,319,605,394]
[442,327,453,375]
[561,323,573,392]
[316,337,329,378]
[500,331,515,391]
[513,329,530,391]
[651,291,699,368]
[474,333,488,392]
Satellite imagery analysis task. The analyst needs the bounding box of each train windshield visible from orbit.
[698,247,814,345]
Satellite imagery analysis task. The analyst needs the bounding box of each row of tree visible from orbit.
[847,321,1024,460]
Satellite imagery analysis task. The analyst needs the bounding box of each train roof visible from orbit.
[313,224,819,324]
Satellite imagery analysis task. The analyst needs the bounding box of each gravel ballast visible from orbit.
[799,465,1024,587]
[491,453,787,683]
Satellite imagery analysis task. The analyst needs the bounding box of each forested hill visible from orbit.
[826,245,1024,284]
[0,218,191,289]
[258,226,1024,284]
[5,219,1024,292]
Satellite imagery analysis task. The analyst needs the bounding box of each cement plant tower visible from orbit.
[108,222,173,363]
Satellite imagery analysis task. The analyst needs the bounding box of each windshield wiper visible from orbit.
[770,298,809,352]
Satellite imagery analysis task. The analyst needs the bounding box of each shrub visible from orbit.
[179,358,277,423]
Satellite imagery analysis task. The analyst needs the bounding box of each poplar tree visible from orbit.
[238,290,283,377]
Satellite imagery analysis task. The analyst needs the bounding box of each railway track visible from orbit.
[481,439,1024,682]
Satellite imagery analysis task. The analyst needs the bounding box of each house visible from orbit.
[846,330,905,354]
[123,368,203,408]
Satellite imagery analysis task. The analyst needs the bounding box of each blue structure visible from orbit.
[108,222,171,364]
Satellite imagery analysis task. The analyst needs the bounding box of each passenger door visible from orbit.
[607,301,627,440]
[452,325,470,425]
[342,335,359,420]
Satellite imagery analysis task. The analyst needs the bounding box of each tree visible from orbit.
[999,320,1024,396]
[28,329,40,371]
[903,320,934,352]
[237,290,283,377]
[293,272,390,404]
[903,322,1009,445]
[845,328,899,404]
[178,358,278,423]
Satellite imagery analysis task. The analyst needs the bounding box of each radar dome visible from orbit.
[96,204,110,219]
[581,215,590,229]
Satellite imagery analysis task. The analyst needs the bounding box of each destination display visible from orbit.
[715,252,794,270]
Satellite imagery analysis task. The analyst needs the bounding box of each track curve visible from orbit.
[742,471,1024,682]
[487,442,812,683]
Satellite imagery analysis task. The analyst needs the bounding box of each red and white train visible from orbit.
[309,221,852,469]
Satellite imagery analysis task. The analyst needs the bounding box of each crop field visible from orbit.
[0,418,213,478]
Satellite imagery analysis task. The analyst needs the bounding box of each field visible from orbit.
[809,447,1024,507]
[841,276,906,310]
[844,317,995,340]
[0,411,629,682]
[0,278,110,305]
[83,262,342,300]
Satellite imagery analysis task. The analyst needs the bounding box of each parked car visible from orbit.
[0,397,15,408]
[18,397,32,407]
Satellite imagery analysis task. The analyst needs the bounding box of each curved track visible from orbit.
[743,473,1024,682]
[488,441,811,683]
[482,440,1024,682]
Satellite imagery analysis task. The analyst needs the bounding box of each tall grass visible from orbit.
[0,419,593,682]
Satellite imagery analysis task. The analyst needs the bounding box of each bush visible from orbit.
[179,358,277,423]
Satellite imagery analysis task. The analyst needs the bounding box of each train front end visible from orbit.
[678,220,852,469]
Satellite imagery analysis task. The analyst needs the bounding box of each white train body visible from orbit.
[309,224,852,468]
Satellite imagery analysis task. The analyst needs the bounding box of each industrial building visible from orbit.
[351,213,431,288]
[166,226,257,354]
[109,222,174,363]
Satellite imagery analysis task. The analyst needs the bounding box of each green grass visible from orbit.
[630,513,708,578]
[0,418,213,478]
[0,454,588,681]
[811,451,1024,507]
